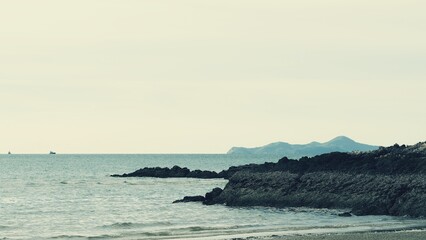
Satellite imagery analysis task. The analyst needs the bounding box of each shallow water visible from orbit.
[0,154,425,239]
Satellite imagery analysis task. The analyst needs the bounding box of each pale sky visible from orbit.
[1,0,425,153]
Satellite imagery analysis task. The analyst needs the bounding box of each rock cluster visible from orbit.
[225,142,426,176]
[111,165,222,179]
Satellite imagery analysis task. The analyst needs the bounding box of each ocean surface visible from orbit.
[1,154,425,240]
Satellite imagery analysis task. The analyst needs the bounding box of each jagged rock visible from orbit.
[200,142,426,217]
[111,165,221,179]
[187,170,220,179]
[205,171,426,217]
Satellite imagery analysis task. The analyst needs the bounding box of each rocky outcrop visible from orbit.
[111,165,222,179]
[190,142,426,217]
[110,163,269,179]
[208,171,426,217]
[114,142,426,217]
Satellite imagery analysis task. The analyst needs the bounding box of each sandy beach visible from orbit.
[272,231,426,240]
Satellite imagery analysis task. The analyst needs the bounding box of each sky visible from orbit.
[1,0,425,153]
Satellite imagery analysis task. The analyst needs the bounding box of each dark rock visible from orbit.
[195,141,426,217]
[203,187,223,205]
[338,212,352,217]
[187,170,220,179]
[113,141,426,217]
[222,141,426,177]
[205,171,426,217]
[111,165,221,179]
[173,195,205,203]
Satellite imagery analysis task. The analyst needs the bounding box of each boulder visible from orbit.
[204,187,223,205]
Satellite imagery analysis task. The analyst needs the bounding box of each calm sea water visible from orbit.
[1,154,425,240]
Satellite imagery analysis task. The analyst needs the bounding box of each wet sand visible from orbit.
[272,231,426,240]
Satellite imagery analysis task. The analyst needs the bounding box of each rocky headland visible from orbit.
[113,142,426,217]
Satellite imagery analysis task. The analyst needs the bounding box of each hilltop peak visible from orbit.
[327,136,355,143]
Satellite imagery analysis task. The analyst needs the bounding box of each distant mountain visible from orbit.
[227,136,379,158]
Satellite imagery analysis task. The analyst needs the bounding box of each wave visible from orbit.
[100,221,172,229]
[87,234,121,239]
[50,234,90,239]
[179,224,260,232]
[50,234,121,239]
[101,222,260,231]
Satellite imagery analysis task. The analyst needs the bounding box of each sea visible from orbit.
[1,154,425,240]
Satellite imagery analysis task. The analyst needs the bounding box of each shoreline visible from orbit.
[190,223,426,240]
[269,230,426,240]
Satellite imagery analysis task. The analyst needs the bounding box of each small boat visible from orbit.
[49,151,56,155]
[8,151,11,154]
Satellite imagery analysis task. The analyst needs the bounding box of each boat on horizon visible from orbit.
[49,151,56,155]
